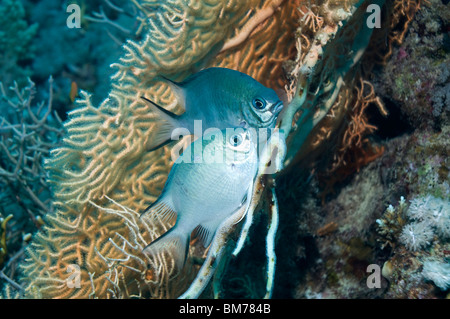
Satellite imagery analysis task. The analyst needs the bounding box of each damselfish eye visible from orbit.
[229,134,243,147]
[252,98,266,110]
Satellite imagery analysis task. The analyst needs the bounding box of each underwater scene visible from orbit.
[0,0,449,300]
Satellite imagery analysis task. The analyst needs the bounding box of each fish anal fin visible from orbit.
[193,220,219,248]
[143,227,190,270]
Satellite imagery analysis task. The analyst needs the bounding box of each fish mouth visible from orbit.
[270,101,284,114]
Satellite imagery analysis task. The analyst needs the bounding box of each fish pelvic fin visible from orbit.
[141,96,181,151]
[143,226,190,270]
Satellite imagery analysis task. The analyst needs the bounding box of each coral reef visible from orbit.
[0,213,23,295]
[379,193,449,297]
[14,0,395,299]
[17,0,304,299]
[399,195,449,251]
[374,0,450,129]
[1,0,443,300]
[376,197,408,249]
[283,159,388,298]
[270,0,449,299]
[281,125,449,298]
[25,0,138,114]
[0,77,64,293]
[379,122,448,298]
[0,214,13,266]
[0,0,38,87]
[0,78,63,218]
[422,259,450,291]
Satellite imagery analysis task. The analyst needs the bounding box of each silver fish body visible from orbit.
[143,67,283,150]
[142,128,258,269]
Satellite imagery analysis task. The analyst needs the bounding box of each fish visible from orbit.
[141,128,258,269]
[143,67,284,150]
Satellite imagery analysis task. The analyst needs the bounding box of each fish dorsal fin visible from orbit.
[140,195,177,225]
[160,76,187,111]
[193,219,219,248]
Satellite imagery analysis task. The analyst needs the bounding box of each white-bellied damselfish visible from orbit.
[143,67,283,150]
[141,128,258,269]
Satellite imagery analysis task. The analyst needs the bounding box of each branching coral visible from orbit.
[0,214,13,266]
[376,197,408,250]
[0,77,63,294]
[315,79,387,199]
[382,0,423,62]
[0,78,63,224]
[84,1,139,44]
[282,0,385,169]
[0,213,23,295]
[19,0,302,299]
[213,0,302,90]
[283,0,423,199]
[0,0,38,86]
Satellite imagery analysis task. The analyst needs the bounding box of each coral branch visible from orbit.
[220,0,285,53]
[0,78,63,219]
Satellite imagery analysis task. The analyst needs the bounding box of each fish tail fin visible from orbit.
[143,226,190,270]
[141,96,181,151]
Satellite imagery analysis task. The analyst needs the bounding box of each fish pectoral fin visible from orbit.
[193,220,219,249]
[140,197,177,225]
[158,76,187,111]
[141,96,180,119]
[143,227,190,270]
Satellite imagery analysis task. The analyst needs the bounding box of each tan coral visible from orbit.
[365,0,423,65]
[329,79,387,174]
[215,0,302,90]
[20,0,302,299]
[284,0,420,186]
[315,0,423,192]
